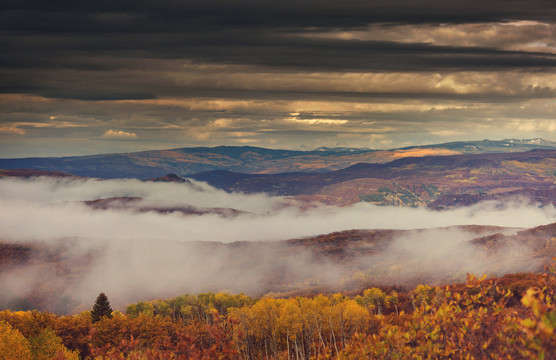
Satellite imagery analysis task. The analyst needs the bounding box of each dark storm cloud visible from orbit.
[2,31,556,101]
[3,26,556,70]
[2,0,556,101]
[3,0,556,31]
[2,1,556,64]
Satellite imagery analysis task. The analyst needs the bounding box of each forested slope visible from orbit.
[1,268,554,359]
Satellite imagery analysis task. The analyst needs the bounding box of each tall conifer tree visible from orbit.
[91,292,113,323]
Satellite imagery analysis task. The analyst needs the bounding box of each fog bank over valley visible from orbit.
[1,177,554,242]
[0,177,554,312]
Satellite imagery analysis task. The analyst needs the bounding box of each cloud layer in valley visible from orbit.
[0,177,554,242]
[0,176,554,312]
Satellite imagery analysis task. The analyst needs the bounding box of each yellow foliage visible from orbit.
[0,320,32,360]
[454,176,477,183]
[501,159,556,176]
[277,299,302,339]
[28,328,79,360]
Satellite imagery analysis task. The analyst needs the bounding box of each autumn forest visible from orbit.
[1,268,555,359]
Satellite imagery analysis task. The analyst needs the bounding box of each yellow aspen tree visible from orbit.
[0,320,32,360]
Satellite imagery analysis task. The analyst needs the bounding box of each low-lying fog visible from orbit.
[1,177,554,242]
[0,177,554,312]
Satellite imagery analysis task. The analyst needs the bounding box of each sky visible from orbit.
[2,1,556,157]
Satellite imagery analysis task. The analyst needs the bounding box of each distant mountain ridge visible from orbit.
[190,149,556,207]
[399,138,556,152]
[0,138,554,179]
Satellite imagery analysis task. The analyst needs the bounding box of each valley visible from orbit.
[1,221,554,314]
[1,141,555,359]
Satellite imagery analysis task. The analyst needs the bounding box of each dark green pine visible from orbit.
[91,292,113,323]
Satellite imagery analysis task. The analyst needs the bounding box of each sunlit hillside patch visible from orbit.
[501,158,556,177]
[391,148,462,158]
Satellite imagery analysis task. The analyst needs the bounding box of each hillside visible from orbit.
[191,149,556,207]
[1,222,554,314]
[0,139,554,179]
[2,268,555,360]
[2,149,555,208]
[83,197,246,217]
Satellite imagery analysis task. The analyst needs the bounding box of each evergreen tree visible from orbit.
[91,292,113,323]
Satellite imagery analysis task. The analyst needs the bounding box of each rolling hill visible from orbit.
[1,222,554,313]
[2,148,555,208]
[0,138,554,179]
[190,149,556,207]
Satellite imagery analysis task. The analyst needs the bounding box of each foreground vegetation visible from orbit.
[1,266,555,359]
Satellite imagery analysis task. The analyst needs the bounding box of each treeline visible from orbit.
[0,270,554,359]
